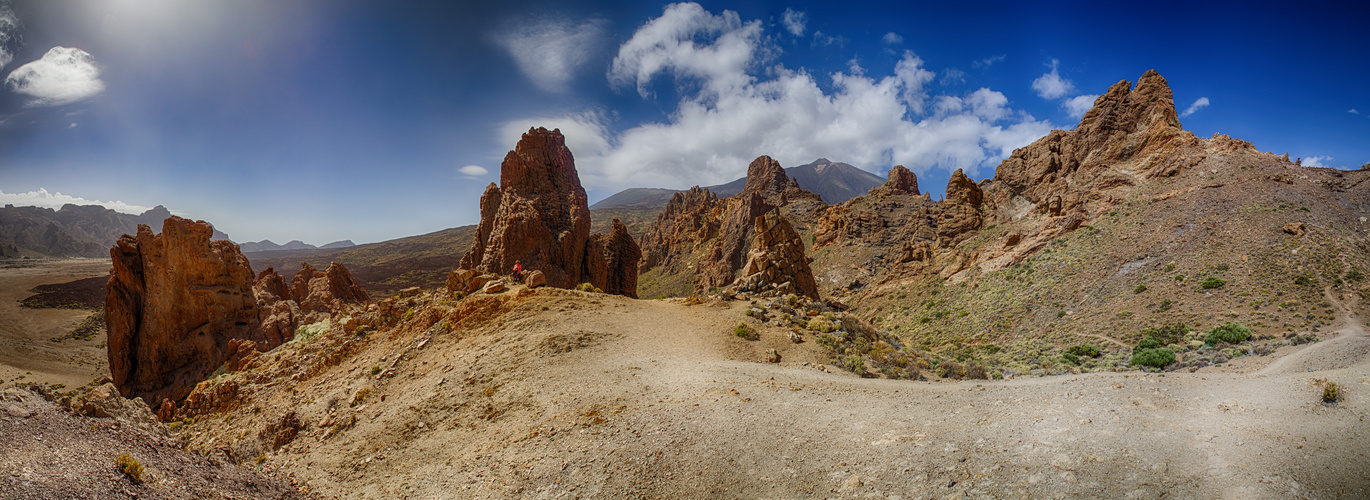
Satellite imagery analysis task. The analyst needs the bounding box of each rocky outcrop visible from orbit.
[638,186,720,272]
[869,165,919,197]
[253,267,298,349]
[732,210,819,299]
[106,217,260,405]
[459,127,638,297]
[290,262,370,324]
[937,169,985,248]
[698,192,775,293]
[584,219,641,298]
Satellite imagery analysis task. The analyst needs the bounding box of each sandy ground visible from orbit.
[183,285,1369,499]
[0,259,110,388]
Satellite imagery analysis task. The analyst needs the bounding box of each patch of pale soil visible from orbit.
[181,286,1370,499]
[0,259,109,388]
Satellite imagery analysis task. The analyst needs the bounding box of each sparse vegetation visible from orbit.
[1067,344,1101,358]
[1204,322,1252,345]
[575,283,605,293]
[1294,274,1315,286]
[1316,378,1342,403]
[1130,346,1175,368]
[116,453,144,483]
[1200,276,1226,289]
[734,323,759,341]
[1133,284,1147,294]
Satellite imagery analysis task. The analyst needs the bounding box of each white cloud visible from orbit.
[0,1,17,70]
[458,165,488,177]
[940,68,966,85]
[0,188,153,214]
[881,32,903,45]
[811,30,847,48]
[1180,96,1209,117]
[1063,94,1099,119]
[972,54,1005,69]
[493,17,609,93]
[782,8,805,36]
[4,47,106,106]
[1300,156,1342,169]
[1031,59,1074,100]
[513,3,1053,192]
[1348,108,1359,114]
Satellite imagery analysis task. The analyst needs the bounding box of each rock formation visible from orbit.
[732,210,819,299]
[637,186,720,272]
[106,217,260,405]
[458,127,639,297]
[584,219,642,298]
[936,169,985,248]
[106,217,369,407]
[868,165,919,197]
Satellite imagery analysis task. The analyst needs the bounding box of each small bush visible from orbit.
[1294,275,1315,286]
[116,453,144,483]
[1141,323,1190,345]
[1061,352,1080,366]
[1135,335,1162,350]
[1214,263,1230,271]
[1165,263,1176,272]
[806,317,838,333]
[734,323,759,341]
[1347,269,1365,282]
[1130,348,1175,368]
[1200,276,1226,289]
[1156,299,1174,312]
[816,333,839,349]
[575,283,605,293]
[1133,284,1147,294]
[1316,378,1341,403]
[1067,344,1101,358]
[1205,322,1252,345]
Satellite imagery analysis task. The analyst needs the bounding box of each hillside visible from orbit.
[590,159,883,211]
[0,204,228,258]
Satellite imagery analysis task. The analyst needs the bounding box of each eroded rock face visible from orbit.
[459,127,638,297]
[584,219,641,298]
[869,165,919,197]
[253,267,298,349]
[638,186,720,273]
[734,210,819,299]
[290,262,370,324]
[106,217,259,405]
[937,169,985,248]
[459,127,592,289]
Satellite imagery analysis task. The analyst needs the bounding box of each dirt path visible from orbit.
[188,288,1369,499]
[0,259,109,388]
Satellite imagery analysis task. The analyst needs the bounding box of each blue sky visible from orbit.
[0,0,1366,245]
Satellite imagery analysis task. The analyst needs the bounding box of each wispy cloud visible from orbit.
[782,8,806,36]
[1031,59,1074,99]
[0,188,152,214]
[1063,94,1099,119]
[1180,96,1210,117]
[972,54,1005,69]
[940,68,966,85]
[519,3,1053,192]
[0,0,17,70]
[5,47,105,106]
[493,17,609,93]
[1350,108,1360,115]
[881,32,903,45]
[811,30,846,48]
[458,165,488,177]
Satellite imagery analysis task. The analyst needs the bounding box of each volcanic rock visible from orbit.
[584,219,642,298]
[936,169,986,248]
[638,186,720,272]
[524,270,547,288]
[1283,222,1306,236]
[460,127,640,297]
[290,262,370,324]
[733,210,819,299]
[105,217,260,405]
[253,267,298,349]
[869,165,920,197]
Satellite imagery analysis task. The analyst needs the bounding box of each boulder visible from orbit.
[252,267,298,349]
[524,269,547,288]
[481,279,507,294]
[446,269,480,294]
[291,262,370,324]
[1283,222,1306,236]
[106,217,260,406]
[79,383,167,437]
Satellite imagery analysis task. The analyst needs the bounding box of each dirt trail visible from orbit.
[198,287,1369,499]
[0,259,109,388]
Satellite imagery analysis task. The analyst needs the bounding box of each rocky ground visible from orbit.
[161,282,1368,499]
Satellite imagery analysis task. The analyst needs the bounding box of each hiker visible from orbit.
[512,260,523,283]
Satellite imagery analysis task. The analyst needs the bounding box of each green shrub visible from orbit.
[1067,344,1101,358]
[1214,263,1230,271]
[1319,379,1341,403]
[807,317,838,333]
[816,333,839,349]
[1165,263,1176,272]
[575,283,604,293]
[116,453,144,483]
[1156,299,1174,312]
[1140,323,1190,346]
[1346,269,1364,282]
[1130,348,1175,368]
[1294,275,1314,286]
[1204,322,1252,345]
[1061,352,1080,366]
[1200,276,1226,289]
[1133,284,1147,294]
[733,323,759,341]
[1135,335,1162,350]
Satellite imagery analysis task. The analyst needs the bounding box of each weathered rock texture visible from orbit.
[868,165,920,197]
[638,186,720,272]
[459,127,639,297]
[106,217,369,406]
[106,217,260,405]
[733,210,819,299]
[584,219,642,298]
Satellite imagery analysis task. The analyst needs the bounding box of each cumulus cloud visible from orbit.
[1348,108,1359,115]
[458,165,489,177]
[881,32,903,45]
[493,17,609,93]
[972,54,1005,69]
[1179,96,1210,118]
[0,1,17,70]
[782,8,805,36]
[5,47,105,106]
[1300,156,1341,169]
[517,3,1052,192]
[1063,94,1099,119]
[1031,59,1074,100]
[0,188,152,214]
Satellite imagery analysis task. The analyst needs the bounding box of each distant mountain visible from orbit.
[239,239,356,253]
[0,204,228,258]
[590,159,884,210]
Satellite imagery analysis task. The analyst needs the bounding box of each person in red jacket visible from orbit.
[512,260,523,283]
